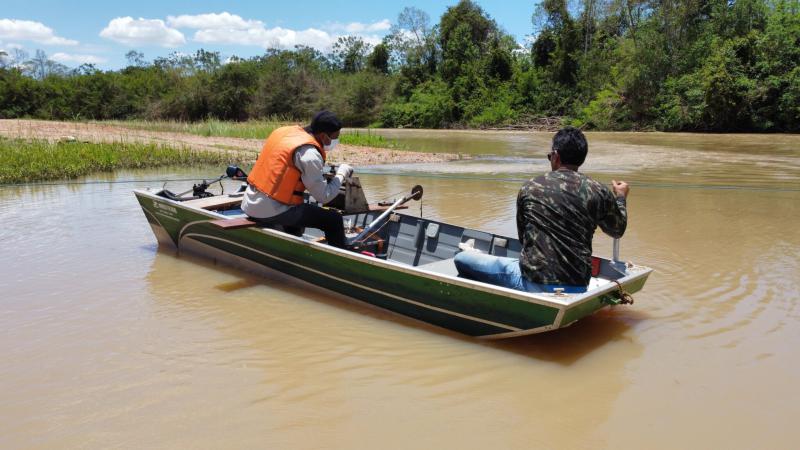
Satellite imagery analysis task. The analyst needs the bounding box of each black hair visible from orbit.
[552,126,588,166]
[307,110,342,134]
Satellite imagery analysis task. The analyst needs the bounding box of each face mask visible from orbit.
[324,138,339,152]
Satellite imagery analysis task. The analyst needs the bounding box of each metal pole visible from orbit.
[349,196,406,245]
[612,238,621,263]
[348,185,422,247]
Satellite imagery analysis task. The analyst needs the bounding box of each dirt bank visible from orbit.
[0,119,463,166]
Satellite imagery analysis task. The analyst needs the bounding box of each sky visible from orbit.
[0,0,539,70]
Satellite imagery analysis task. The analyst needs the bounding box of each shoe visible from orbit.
[458,238,482,253]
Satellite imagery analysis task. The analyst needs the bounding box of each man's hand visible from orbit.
[611,180,629,199]
[336,163,354,179]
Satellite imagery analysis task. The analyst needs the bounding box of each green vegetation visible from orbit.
[1,0,798,132]
[0,138,236,183]
[99,118,287,139]
[98,119,405,148]
[339,130,407,149]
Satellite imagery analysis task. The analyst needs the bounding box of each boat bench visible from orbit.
[210,217,258,230]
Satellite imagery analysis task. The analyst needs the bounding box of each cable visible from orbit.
[0,177,220,188]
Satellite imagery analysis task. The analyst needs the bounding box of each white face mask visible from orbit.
[324,138,339,152]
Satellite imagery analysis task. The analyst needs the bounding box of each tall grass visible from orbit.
[0,138,236,183]
[95,118,288,139]
[94,119,406,149]
[339,129,406,149]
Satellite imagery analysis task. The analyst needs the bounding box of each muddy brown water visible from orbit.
[2,131,799,449]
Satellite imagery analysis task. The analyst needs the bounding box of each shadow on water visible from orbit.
[146,246,643,365]
[484,308,647,365]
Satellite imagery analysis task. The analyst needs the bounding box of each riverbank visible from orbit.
[0,138,240,184]
[0,120,464,173]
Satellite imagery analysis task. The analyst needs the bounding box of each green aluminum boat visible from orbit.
[134,168,652,339]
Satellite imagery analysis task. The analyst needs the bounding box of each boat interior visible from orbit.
[176,192,628,291]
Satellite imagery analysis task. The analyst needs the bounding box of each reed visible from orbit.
[338,129,406,149]
[93,120,405,149]
[0,138,235,183]
[96,117,290,140]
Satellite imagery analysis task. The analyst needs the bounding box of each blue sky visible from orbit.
[0,0,539,70]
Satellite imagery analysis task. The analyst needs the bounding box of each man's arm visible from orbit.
[597,180,629,238]
[295,146,343,204]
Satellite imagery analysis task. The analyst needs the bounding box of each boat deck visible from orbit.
[197,196,623,292]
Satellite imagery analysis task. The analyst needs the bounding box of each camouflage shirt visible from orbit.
[517,168,627,286]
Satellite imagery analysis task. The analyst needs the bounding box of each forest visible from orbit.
[1,0,798,131]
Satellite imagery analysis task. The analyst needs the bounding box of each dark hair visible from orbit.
[308,110,342,134]
[552,126,588,166]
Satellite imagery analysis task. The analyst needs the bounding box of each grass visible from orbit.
[0,138,237,183]
[93,119,406,149]
[94,118,288,139]
[338,129,407,149]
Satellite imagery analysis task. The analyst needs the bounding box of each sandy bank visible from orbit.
[0,119,463,166]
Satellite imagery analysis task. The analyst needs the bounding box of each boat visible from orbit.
[134,166,652,339]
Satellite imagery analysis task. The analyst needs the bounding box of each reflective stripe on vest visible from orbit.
[247,126,326,205]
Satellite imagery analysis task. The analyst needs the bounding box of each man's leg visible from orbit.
[250,204,344,247]
[294,204,346,248]
[454,252,533,291]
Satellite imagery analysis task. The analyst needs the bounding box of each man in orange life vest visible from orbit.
[242,111,353,248]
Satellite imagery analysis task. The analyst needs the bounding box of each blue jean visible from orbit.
[453,252,587,294]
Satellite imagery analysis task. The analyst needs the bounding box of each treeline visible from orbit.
[1,0,798,131]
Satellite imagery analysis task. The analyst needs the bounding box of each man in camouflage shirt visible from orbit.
[454,127,629,293]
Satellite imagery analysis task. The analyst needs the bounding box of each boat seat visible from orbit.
[417,257,459,277]
[209,217,291,233]
[209,217,257,230]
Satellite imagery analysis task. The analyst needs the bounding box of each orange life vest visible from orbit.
[247,125,326,205]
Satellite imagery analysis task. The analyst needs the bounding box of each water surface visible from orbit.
[2,131,799,449]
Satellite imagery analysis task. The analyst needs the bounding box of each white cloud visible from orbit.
[194,26,336,49]
[97,12,391,52]
[0,42,25,51]
[0,19,78,46]
[167,12,261,30]
[336,19,391,33]
[164,12,391,50]
[100,17,185,47]
[50,52,107,65]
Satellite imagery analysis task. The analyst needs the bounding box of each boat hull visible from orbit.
[135,190,651,339]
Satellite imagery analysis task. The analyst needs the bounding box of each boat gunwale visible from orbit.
[134,188,652,312]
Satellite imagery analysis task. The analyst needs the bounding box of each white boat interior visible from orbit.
[181,192,628,291]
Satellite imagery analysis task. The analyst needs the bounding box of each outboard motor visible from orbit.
[226,165,249,193]
[226,165,248,180]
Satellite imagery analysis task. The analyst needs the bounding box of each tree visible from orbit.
[367,43,390,73]
[388,6,437,68]
[388,7,440,96]
[439,0,499,82]
[331,36,371,73]
[25,50,67,80]
[125,50,146,67]
[439,0,497,53]
[194,49,221,72]
[210,61,258,120]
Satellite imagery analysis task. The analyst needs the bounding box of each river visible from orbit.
[1,130,799,449]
